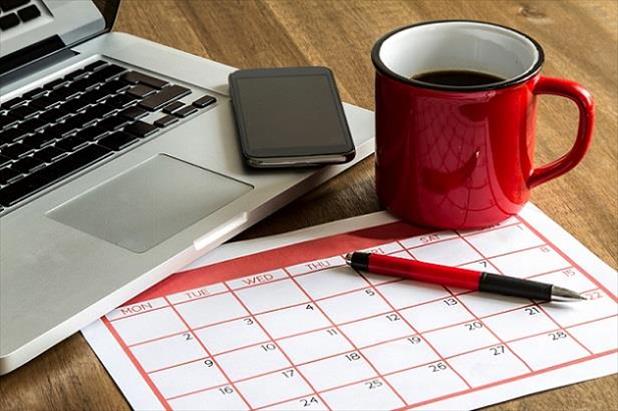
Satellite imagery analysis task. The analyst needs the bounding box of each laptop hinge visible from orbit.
[0,35,77,88]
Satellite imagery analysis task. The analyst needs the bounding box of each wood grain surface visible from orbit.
[1,1,617,410]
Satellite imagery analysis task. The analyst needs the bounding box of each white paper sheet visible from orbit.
[82,204,617,410]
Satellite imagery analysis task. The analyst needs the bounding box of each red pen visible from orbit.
[345,252,585,302]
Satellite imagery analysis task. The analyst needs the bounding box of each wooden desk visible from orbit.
[1,1,616,409]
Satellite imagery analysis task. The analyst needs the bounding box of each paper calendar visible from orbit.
[82,204,618,410]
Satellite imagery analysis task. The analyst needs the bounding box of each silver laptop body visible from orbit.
[0,0,374,374]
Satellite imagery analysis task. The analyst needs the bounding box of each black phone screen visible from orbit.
[229,67,354,160]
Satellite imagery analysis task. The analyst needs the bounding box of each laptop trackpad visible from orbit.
[47,155,253,253]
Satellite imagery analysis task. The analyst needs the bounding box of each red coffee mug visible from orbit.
[372,21,594,229]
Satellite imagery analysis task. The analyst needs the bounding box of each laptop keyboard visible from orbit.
[0,60,217,211]
[0,0,40,31]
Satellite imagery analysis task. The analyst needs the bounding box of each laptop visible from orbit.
[0,0,374,374]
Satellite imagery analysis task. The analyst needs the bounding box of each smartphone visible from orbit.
[229,67,355,167]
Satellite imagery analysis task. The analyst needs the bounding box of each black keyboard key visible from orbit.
[0,114,19,130]
[0,154,11,168]
[75,125,108,141]
[2,143,34,159]
[63,112,94,130]
[122,71,168,89]
[111,79,131,93]
[0,172,41,205]
[174,105,198,118]
[20,116,47,133]
[162,101,184,114]
[37,107,71,124]
[107,94,136,109]
[80,88,110,104]
[47,88,70,102]
[12,155,44,174]
[1,128,21,146]
[0,166,21,185]
[46,120,79,138]
[90,64,126,82]
[98,115,129,131]
[17,4,41,23]
[55,136,89,152]
[124,120,157,137]
[44,78,69,90]
[0,144,111,206]
[52,84,82,101]
[72,75,101,92]
[65,144,111,169]
[193,95,216,108]
[1,126,29,144]
[23,87,47,100]
[34,146,66,163]
[64,68,89,81]
[10,104,40,120]
[31,95,61,110]
[99,79,130,95]
[0,0,28,12]
[77,110,100,128]
[84,60,108,72]
[140,85,191,111]
[86,103,116,119]
[127,84,156,98]
[2,97,25,110]
[119,105,147,120]
[0,13,19,30]
[22,132,54,149]
[154,115,178,128]
[60,98,91,114]
[98,131,138,151]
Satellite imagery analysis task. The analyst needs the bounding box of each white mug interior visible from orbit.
[378,21,541,85]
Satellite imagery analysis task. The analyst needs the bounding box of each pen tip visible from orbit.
[551,285,587,302]
[344,253,353,265]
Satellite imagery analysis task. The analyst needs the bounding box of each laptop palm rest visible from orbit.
[47,154,253,253]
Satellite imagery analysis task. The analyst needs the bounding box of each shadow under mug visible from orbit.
[372,20,594,229]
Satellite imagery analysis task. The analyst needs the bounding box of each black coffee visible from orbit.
[412,70,505,87]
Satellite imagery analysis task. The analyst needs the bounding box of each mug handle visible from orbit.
[527,76,595,188]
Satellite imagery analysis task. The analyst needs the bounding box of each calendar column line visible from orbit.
[161,295,254,409]
[281,266,411,407]
[457,231,594,358]
[221,282,333,411]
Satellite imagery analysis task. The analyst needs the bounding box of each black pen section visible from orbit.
[349,252,370,271]
[479,272,552,301]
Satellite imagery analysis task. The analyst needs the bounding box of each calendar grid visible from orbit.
[461,218,594,357]
[102,313,173,409]
[99,212,618,410]
[162,296,254,410]
[400,347,617,410]
[221,281,333,411]
[452,233,538,372]
[398,233,534,383]
[352,263,475,392]
[137,282,605,380]
[281,266,412,407]
[517,216,618,304]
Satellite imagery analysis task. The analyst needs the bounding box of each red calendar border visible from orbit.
[101,213,617,411]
